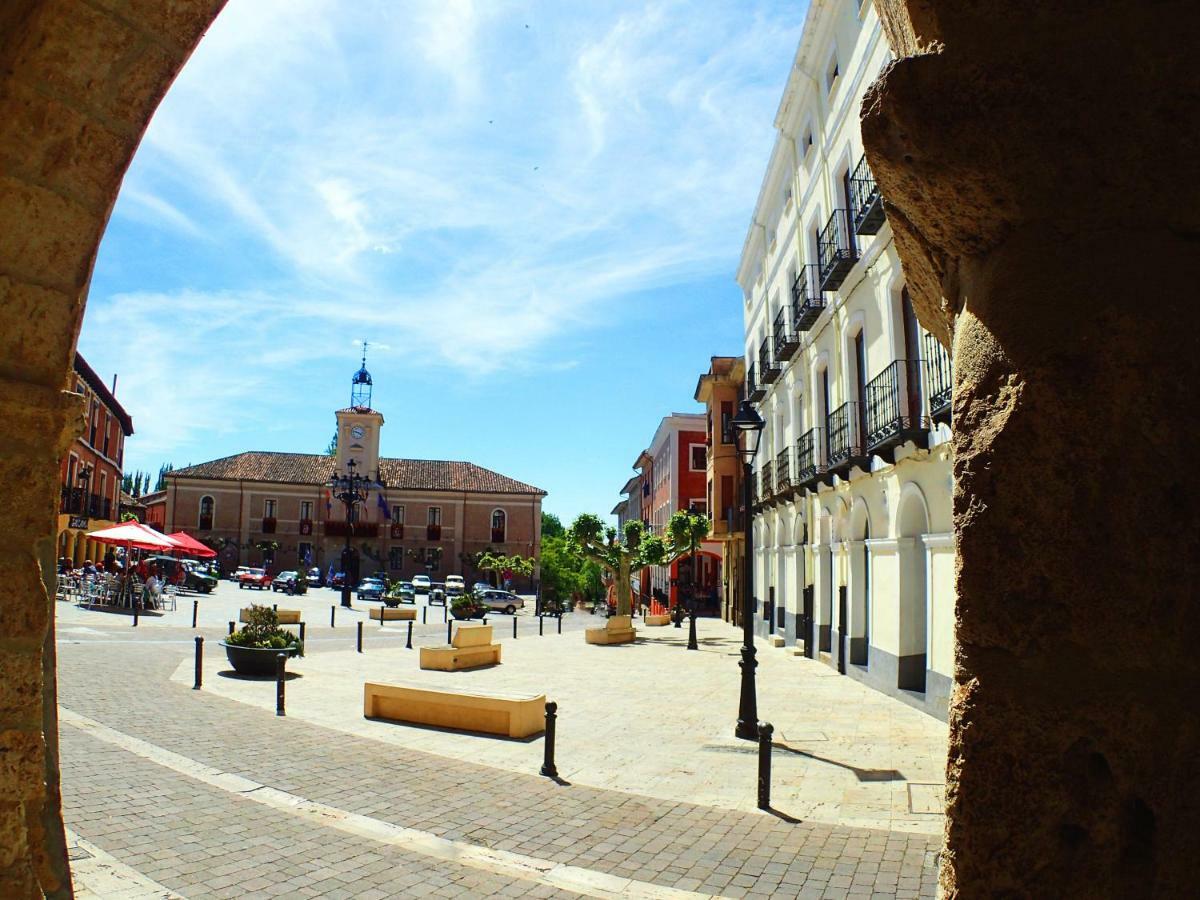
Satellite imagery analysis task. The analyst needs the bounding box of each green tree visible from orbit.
[474,551,534,588]
[154,463,174,491]
[325,431,338,456]
[566,514,670,617]
[540,533,603,607]
[541,512,565,539]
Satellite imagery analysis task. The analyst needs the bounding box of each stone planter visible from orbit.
[221,642,298,676]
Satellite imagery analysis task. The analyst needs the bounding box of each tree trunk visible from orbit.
[615,558,633,617]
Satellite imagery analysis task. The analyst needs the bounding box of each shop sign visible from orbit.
[68,515,89,530]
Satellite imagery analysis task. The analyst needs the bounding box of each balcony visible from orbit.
[794,428,827,491]
[791,264,826,332]
[925,333,952,425]
[390,523,405,540]
[746,363,766,403]
[865,359,929,463]
[827,402,869,476]
[760,460,774,504]
[759,338,781,385]
[325,521,379,538]
[299,519,313,535]
[850,153,886,235]
[773,307,800,364]
[774,448,793,500]
[427,524,442,541]
[261,517,277,534]
[818,209,858,291]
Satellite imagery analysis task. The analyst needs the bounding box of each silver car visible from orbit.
[477,589,524,615]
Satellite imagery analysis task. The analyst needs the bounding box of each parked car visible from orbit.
[445,575,465,594]
[412,574,431,593]
[271,571,300,593]
[238,568,271,590]
[429,582,446,606]
[357,578,385,602]
[472,582,493,594]
[330,571,346,589]
[145,555,217,593]
[385,581,415,607]
[476,589,524,615]
[306,567,322,587]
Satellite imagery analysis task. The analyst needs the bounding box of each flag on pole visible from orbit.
[377,493,391,520]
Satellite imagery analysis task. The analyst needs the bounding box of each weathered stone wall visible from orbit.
[0,2,225,894]
[863,1,1200,896]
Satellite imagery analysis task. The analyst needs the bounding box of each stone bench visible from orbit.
[419,624,501,671]
[240,608,302,625]
[369,606,416,621]
[363,682,544,738]
[644,614,671,627]
[585,614,636,645]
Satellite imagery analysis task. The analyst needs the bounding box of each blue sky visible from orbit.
[79,0,806,524]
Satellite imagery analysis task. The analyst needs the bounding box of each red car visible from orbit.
[237,568,271,590]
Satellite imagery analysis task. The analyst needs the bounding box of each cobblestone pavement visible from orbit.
[58,618,940,898]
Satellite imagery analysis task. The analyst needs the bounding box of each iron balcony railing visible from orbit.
[759,337,781,384]
[795,428,826,488]
[818,209,858,291]
[827,401,868,472]
[760,460,774,501]
[924,333,952,424]
[791,264,826,332]
[865,359,927,457]
[773,306,799,364]
[850,153,886,235]
[774,448,792,496]
[746,362,766,402]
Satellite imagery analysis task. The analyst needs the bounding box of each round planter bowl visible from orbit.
[221,642,299,676]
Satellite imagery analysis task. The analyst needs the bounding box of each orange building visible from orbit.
[57,353,134,566]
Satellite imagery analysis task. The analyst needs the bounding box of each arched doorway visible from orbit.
[896,484,929,693]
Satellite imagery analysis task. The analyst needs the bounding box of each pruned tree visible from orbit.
[566,514,668,617]
[474,550,534,588]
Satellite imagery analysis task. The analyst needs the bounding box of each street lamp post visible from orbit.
[687,502,700,652]
[77,464,92,516]
[730,399,765,741]
[329,459,368,609]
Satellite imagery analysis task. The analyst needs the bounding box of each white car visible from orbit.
[412,574,431,593]
[445,575,465,593]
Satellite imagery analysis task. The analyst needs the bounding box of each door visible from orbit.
[841,168,857,256]
[802,585,814,658]
[767,586,775,634]
[838,586,848,674]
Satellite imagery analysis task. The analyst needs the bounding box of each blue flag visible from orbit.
[377,493,391,520]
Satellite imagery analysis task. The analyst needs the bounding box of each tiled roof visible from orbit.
[170,452,545,495]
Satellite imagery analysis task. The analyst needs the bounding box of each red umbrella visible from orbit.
[166,532,217,559]
[88,521,180,551]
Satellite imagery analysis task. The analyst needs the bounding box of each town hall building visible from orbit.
[151,358,545,588]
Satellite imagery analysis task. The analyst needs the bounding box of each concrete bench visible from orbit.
[240,608,302,625]
[363,681,545,738]
[644,614,671,627]
[419,624,502,671]
[585,614,636,645]
[369,606,416,621]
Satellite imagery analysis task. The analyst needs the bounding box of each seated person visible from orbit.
[143,570,162,608]
[81,559,98,577]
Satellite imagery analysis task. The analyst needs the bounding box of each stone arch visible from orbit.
[895,482,930,693]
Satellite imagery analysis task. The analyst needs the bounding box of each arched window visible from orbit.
[199,496,214,530]
[491,509,507,544]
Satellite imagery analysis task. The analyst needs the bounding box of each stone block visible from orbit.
[368,606,415,621]
[0,277,80,387]
[644,614,671,626]
[451,624,492,649]
[585,615,636,645]
[239,608,301,625]
[0,175,106,293]
[419,642,501,671]
[363,682,543,738]
[0,731,45,802]
[0,649,43,727]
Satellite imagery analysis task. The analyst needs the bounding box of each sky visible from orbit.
[79,0,807,525]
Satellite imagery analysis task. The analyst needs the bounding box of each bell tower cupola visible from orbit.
[351,341,373,411]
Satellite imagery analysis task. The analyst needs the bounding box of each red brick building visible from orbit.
[160,362,545,587]
[57,353,133,566]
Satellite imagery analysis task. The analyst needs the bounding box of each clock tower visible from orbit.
[335,348,384,481]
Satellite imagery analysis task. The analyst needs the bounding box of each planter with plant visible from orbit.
[222,604,302,675]
[450,593,484,620]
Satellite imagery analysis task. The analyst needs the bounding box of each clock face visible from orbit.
[350,425,365,440]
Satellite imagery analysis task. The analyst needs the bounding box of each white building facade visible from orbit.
[736,0,955,719]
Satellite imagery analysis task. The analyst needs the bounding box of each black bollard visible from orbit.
[276,653,287,716]
[298,621,306,657]
[406,620,413,649]
[557,614,562,635]
[757,721,774,810]
[539,615,544,636]
[272,603,277,612]
[540,701,559,778]
[446,620,452,645]
[482,616,487,626]
[422,606,427,624]
[192,599,199,629]
[228,620,235,636]
[357,620,363,653]
[331,605,336,628]
[513,617,517,640]
[193,636,203,690]
[442,605,448,623]
[132,601,139,627]
[379,607,385,627]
